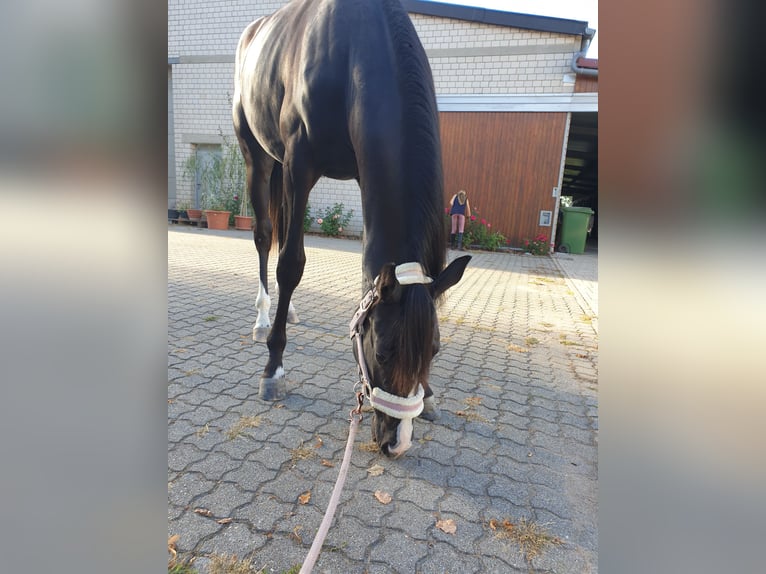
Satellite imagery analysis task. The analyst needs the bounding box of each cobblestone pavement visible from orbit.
[168,226,598,573]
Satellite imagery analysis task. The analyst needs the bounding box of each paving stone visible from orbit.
[369,530,430,572]
[417,541,482,573]
[168,229,598,573]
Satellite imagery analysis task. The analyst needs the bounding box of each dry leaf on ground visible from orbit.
[367,464,385,476]
[216,517,232,524]
[298,491,311,505]
[374,490,392,504]
[436,519,457,535]
[321,459,335,467]
[193,508,213,517]
[168,534,179,558]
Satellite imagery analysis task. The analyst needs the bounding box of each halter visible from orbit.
[348,262,433,419]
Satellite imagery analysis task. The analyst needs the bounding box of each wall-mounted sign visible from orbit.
[539,210,552,226]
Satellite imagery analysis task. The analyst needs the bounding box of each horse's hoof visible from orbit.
[286,309,299,324]
[253,326,270,343]
[419,396,439,421]
[259,375,286,401]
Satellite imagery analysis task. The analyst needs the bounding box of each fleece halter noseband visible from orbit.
[348,262,432,419]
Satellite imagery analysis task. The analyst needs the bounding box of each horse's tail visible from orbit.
[268,162,284,251]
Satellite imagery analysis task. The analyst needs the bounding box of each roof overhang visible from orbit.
[401,0,591,37]
[437,93,598,113]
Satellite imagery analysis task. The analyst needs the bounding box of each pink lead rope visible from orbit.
[299,406,362,574]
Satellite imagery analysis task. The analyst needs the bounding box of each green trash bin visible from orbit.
[558,206,594,254]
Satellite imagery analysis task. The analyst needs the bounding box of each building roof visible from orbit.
[575,56,599,70]
[401,0,591,37]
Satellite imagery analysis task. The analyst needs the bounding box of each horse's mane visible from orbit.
[384,0,446,281]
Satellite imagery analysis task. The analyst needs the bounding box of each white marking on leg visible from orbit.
[253,280,271,341]
[255,280,271,329]
[274,366,285,379]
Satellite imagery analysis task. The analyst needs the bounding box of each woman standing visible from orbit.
[448,190,471,250]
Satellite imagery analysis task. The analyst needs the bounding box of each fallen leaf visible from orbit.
[168,534,180,558]
[374,490,392,504]
[367,464,384,477]
[436,518,457,535]
[216,517,232,524]
[321,459,335,467]
[314,436,324,448]
[193,508,213,517]
[489,519,498,531]
[275,404,285,409]
[298,491,311,505]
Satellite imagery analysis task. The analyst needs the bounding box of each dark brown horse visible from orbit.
[233,0,470,456]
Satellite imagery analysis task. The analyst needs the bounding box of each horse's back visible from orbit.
[235,0,417,177]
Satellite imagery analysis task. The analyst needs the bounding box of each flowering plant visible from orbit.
[316,203,353,236]
[462,207,506,251]
[523,234,549,255]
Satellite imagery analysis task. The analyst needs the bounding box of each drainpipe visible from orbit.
[571,27,598,77]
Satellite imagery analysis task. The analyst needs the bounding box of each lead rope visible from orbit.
[299,393,365,574]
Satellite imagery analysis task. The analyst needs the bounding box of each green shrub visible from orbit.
[315,203,353,236]
[303,203,312,232]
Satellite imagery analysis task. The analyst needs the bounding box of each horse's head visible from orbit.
[352,256,470,457]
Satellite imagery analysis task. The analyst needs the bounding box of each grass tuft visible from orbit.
[290,441,316,463]
[490,517,563,562]
[358,441,380,453]
[208,554,263,574]
[225,416,262,440]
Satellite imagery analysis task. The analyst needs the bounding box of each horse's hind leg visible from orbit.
[251,163,279,343]
[233,106,274,343]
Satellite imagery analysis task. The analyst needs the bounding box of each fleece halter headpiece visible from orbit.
[349,262,432,419]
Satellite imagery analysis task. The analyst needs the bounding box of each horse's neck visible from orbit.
[362,201,430,284]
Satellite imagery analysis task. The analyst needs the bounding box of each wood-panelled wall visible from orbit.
[575,74,598,93]
[439,112,568,247]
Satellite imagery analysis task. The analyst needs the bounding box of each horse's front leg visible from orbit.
[259,143,316,401]
[419,379,439,421]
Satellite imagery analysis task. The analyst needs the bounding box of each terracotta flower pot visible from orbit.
[234,215,253,230]
[205,210,231,230]
[187,208,203,221]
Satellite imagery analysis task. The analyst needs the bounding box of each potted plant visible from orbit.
[175,200,190,222]
[234,191,252,230]
[184,130,245,230]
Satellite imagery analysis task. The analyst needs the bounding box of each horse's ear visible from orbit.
[376,262,400,302]
[432,255,471,299]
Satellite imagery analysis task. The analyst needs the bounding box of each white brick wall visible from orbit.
[168,1,583,233]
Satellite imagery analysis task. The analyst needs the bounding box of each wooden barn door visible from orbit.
[439,112,568,248]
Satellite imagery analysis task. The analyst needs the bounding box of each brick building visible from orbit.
[168,0,598,249]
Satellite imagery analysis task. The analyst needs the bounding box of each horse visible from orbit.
[233,0,470,457]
